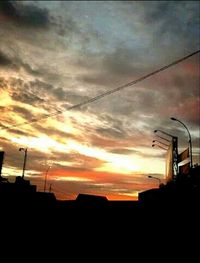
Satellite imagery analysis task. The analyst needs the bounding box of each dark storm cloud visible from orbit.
[0,1,50,28]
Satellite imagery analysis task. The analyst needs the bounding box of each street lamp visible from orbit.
[170,117,193,168]
[154,129,175,139]
[148,175,161,186]
[19,148,27,179]
[155,128,179,179]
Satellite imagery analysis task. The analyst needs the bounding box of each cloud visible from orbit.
[77,46,150,89]
[32,124,79,142]
[108,148,138,155]
[0,47,45,76]
[12,89,45,106]
[143,1,200,50]
[0,1,199,199]
[0,138,25,169]
[50,11,80,37]
[12,105,36,120]
[2,78,47,107]
[96,127,126,140]
[0,50,13,67]
[0,1,50,28]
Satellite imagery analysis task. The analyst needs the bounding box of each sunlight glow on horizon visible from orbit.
[0,87,166,182]
[54,176,93,182]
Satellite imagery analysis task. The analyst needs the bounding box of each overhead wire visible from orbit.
[1,49,199,132]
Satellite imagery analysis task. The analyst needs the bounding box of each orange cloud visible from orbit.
[36,168,157,200]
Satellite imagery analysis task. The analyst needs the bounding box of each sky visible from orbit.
[0,1,199,200]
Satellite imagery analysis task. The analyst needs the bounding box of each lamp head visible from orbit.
[170,117,176,121]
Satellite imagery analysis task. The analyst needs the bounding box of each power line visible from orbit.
[1,49,199,131]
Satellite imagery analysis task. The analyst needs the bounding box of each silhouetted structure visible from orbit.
[0,151,4,177]
[138,165,200,212]
[0,164,199,227]
[76,193,107,202]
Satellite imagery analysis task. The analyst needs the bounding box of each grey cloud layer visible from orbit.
[0,1,199,177]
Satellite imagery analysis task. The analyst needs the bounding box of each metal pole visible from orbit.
[44,166,50,192]
[171,118,193,168]
[22,148,27,179]
[0,151,4,177]
[154,130,178,180]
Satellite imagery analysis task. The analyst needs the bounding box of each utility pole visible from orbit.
[44,166,50,192]
[19,148,28,179]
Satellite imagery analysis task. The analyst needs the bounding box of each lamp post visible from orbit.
[148,175,161,186]
[19,148,27,179]
[154,129,179,179]
[44,166,51,192]
[170,117,193,168]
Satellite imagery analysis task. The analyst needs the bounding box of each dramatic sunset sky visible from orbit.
[0,1,199,200]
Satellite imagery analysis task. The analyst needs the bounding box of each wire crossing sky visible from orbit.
[1,49,199,131]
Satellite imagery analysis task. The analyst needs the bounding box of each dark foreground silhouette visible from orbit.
[1,166,200,232]
[1,169,200,260]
